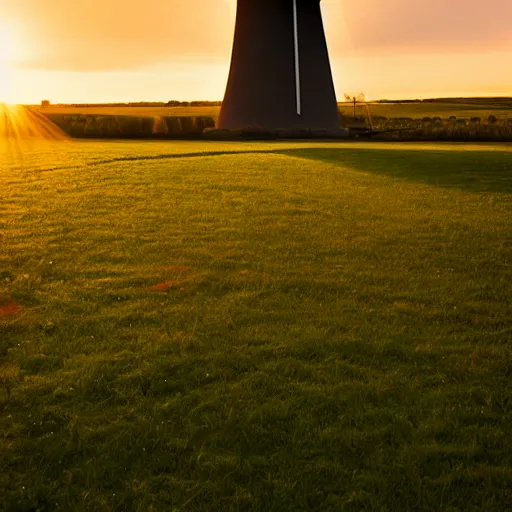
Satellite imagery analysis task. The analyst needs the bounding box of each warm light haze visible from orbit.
[0,0,511,104]
[0,22,17,103]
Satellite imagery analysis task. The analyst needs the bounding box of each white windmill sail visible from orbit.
[293,0,301,116]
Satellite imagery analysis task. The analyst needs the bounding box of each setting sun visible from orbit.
[0,24,16,103]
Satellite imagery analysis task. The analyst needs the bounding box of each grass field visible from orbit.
[37,106,222,119]
[340,100,512,121]
[37,98,512,121]
[1,139,512,511]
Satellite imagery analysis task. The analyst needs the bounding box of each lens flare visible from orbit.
[0,104,69,156]
[0,63,13,105]
[0,24,16,104]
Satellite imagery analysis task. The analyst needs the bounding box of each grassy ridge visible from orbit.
[1,141,511,511]
[340,100,512,120]
[38,112,512,142]
[37,99,512,121]
[33,98,512,142]
[45,114,216,139]
[352,116,512,142]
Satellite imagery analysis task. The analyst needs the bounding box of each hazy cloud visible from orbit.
[1,0,234,71]
[2,0,511,72]
[339,0,512,53]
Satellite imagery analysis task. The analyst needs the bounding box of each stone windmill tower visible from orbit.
[218,0,340,131]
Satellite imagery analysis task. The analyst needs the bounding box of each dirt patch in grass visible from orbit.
[0,302,23,318]
[151,282,174,291]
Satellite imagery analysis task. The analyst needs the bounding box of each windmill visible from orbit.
[218,0,340,131]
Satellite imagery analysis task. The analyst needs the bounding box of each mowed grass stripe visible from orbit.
[2,140,512,176]
[1,141,511,511]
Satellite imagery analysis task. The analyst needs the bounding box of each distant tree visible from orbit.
[488,114,498,124]
[166,100,195,107]
[190,101,222,107]
[41,100,50,108]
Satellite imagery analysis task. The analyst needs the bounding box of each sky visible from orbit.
[0,0,511,104]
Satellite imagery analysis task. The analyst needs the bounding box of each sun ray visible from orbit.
[0,104,69,157]
[0,21,68,148]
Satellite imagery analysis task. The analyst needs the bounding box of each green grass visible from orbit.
[1,140,511,511]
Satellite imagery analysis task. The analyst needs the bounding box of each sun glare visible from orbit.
[0,65,12,104]
[0,23,68,144]
[0,23,21,104]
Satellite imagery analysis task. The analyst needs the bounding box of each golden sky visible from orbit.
[0,0,511,103]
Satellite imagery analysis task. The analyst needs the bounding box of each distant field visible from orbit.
[341,101,512,120]
[1,140,511,510]
[37,105,222,118]
[36,97,512,120]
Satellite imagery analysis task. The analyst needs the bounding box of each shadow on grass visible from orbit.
[49,144,512,195]
[39,149,276,173]
[278,147,512,194]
